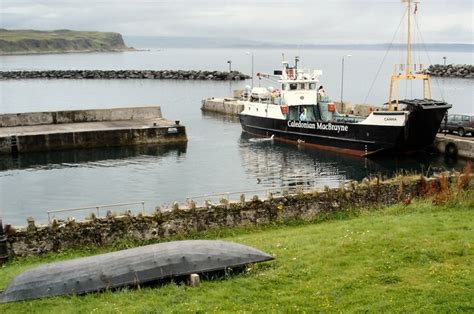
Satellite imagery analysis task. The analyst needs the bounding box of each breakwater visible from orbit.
[425,64,473,79]
[0,70,250,81]
[4,174,470,257]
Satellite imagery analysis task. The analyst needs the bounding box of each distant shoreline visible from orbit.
[0,48,136,56]
[0,29,133,56]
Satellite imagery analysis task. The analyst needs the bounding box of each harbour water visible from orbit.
[1,48,472,225]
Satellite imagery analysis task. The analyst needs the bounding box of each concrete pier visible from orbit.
[435,133,474,159]
[201,98,244,116]
[0,107,187,155]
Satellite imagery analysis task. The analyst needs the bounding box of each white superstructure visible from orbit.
[239,56,407,127]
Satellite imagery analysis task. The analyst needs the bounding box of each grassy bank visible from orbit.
[0,29,130,54]
[0,189,473,312]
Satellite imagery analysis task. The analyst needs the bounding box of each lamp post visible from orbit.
[227,60,232,72]
[442,56,447,66]
[340,54,352,113]
[246,51,254,88]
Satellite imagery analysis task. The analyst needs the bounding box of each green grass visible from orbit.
[1,192,473,313]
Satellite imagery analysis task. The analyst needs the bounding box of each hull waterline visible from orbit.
[240,99,451,157]
[239,115,403,157]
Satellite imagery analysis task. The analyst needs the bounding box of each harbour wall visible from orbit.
[0,107,187,155]
[3,175,461,257]
[0,70,250,81]
[435,134,474,159]
[201,98,244,116]
[0,107,163,128]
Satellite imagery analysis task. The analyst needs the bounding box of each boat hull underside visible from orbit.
[0,240,274,303]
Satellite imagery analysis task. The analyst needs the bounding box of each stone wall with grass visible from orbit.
[3,174,471,257]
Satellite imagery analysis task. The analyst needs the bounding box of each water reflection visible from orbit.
[0,143,187,172]
[238,133,467,189]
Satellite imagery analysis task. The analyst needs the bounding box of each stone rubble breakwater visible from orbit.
[423,64,473,79]
[0,70,251,81]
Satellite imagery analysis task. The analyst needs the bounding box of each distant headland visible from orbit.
[0,29,133,55]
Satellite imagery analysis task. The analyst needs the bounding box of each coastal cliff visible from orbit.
[0,29,132,55]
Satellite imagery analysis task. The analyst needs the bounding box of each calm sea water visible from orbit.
[0,48,472,225]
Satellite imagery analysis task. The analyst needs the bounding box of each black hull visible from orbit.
[240,99,450,157]
[239,115,403,156]
[397,99,451,149]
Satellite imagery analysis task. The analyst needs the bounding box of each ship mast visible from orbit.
[406,0,412,77]
[388,0,432,111]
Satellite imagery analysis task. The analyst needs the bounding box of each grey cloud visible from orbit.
[1,0,472,44]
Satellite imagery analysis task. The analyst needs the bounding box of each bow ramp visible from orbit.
[0,240,274,303]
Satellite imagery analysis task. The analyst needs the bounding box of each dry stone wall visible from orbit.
[4,176,444,257]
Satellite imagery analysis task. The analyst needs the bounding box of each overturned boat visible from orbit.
[239,0,451,157]
[0,240,273,303]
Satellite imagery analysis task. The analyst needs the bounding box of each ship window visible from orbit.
[282,84,287,90]
[289,106,299,120]
[309,83,316,90]
[289,83,297,90]
[299,83,305,90]
[299,105,317,121]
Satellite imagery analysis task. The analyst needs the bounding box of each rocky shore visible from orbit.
[424,64,473,79]
[0,70,250,81]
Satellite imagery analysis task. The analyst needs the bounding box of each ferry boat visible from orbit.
[239,0,451,157]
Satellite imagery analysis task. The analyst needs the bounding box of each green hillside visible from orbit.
[0,29,131,54]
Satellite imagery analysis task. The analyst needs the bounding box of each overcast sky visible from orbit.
[1,0,472,44]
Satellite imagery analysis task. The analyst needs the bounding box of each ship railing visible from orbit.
[46,201,145,223]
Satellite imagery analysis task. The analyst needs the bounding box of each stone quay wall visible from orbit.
[0,70,250,81]
[424,64,473,79]
[3,176,451,257]
[0,107,163,128]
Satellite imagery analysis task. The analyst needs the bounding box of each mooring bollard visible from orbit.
[188,273,200,287]
[0,219,9,264]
